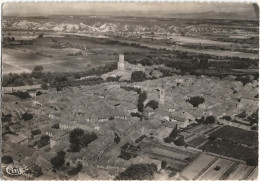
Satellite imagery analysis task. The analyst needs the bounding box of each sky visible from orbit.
[3,2,257,17]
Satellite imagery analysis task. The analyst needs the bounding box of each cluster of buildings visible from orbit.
[2,55,258,179]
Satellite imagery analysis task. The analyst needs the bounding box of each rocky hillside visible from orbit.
[3,16,249,35]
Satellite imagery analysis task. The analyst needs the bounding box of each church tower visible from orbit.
[118,54,125,70]
[159,85,165,105]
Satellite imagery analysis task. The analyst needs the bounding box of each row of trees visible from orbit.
[137,91,147,112]
[195,116,216,124]
[3,62,117,87]
[2,66,44,87]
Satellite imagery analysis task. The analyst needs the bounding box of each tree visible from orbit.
[54,74,67,82]
[68,163,82,176]
[37,135,50,148]
[131,71,147,82]
[11,91,31,99]
[146,100,159,110]
[57,150,66,158]
[39,34,43,38]
[169,124,178,139]
[70,143,81,152]
[248,110,258,125]
[30,165,43,177]
[22,112,33,121]
[69,129,97,152]
[69,128,84,144]
[204,116,216,124]
[109,116,114,120]
[50,155,65,168]
[41,83,49,90]
[161,161,167,169]
[81,132,98,147]
[31,129,41,135]
[76,163,82,172]
[130,112,142,118]
[164,124,178,143]
[174,135,186,146]
[115,163,157,180]
[34,65,44,72]
[114,133,121,144]
[186,96,205,107]
[137,91,147,112]
[235,76,252,86]
[106,76,121,82]
[220,115,232,121]
[1,155,13,164]
[52,123,60,129]
[195,116,205,124]
[36,91,43,96]
[13,78,25,86]
[32,71,43,79]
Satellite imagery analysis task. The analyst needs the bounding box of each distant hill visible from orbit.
[164,11,257,20]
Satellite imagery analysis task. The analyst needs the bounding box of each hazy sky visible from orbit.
[3,2,257,17]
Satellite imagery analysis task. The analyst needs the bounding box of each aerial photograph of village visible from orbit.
[1,2,259,180]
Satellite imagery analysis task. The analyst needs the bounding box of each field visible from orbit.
[178,153,257,180]
[196,158,233,180]
[179,153,217,179]
[209,125,258,146]
[200,140,258,161]
[2,16,259,76]
[225,163,256,180]
[187,135,208,148]
[2,35,149,74]
[138,139,201,172]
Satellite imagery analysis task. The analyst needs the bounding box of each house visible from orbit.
[65,149,96,167]
[36,151,56,171]
[8,144,36,164]
[87,135,114,164]
[33,100,42,106]
[20,154,38,169]
[9,124,21,132]
[129,130,143,142]
[43,127,58,137]
[238,98,258,111]
[50,131,70,148]
[113,158,131,169]
[7,132,30,145]
[59,121,74,130]
[155,126,173,141]
[143,107,155,120]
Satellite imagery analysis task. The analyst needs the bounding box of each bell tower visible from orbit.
[159,85,165,105]
[118,54,125,70]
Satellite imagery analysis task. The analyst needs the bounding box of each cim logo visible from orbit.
[6,165,24,176]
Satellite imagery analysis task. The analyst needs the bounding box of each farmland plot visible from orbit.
[179,153,217,180]
[196,158,233,180]
[226,164,255,180]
